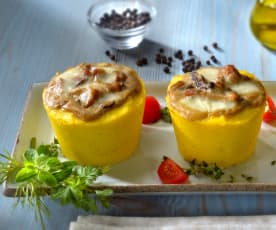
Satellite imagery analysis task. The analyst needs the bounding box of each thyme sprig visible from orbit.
[0,138,113,230]
[160,107,172,123]
[185,159,225,180]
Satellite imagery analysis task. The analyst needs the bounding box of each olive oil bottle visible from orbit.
[250,0,276,50]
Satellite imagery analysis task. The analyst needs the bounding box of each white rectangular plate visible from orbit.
[4,81,276,196]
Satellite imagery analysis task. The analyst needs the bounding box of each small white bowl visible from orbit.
[87,0,157,50]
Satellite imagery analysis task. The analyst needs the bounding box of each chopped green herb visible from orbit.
[0,138,113,230]
[160,107,172,123]
[184,159,224,180]
[241,173,253,182]
[271,160,276,166]
[228,175,235,183]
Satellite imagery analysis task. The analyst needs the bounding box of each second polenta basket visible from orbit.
[43,62,146,166]
[166,65,266,168]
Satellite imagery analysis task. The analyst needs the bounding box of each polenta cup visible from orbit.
[166,69,266,168]
[43,63,146,166]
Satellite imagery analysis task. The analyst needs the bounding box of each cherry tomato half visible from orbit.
[157,156,189,184]
[263,110,276,124]
[267,96,276,113]
[143,96,161,124]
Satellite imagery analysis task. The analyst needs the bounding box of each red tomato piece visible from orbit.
[263,110,276,123]
[143,96,161,124]
[157,156,189,184]
[267,96,276,112]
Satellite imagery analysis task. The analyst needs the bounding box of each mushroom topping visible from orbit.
[43,63,142,121]
[167,65,266,121]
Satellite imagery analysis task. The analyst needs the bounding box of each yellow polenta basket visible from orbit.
[166,71,266,168]
[43,73,146,166]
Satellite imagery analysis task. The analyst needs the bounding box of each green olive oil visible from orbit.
[250,0,276,50]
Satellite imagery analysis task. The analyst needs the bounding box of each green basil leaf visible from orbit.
[51,187,71,205]
[95,188,113,197]
[35,155,49,167]
[62,161,77,169]
[37,144,51,156]
[38,171,57,187]
[52,168,72,181]
[95,189,113,209]
[24,149,38,162]
[46,157,61,168]
[70,187,83,203]
[16,168,37,182]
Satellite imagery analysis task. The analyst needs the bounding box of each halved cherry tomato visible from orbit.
[143,96,161,124]
[157,156,189,184]
[263,110,276,123]
[267,96,276,112]
[263,96,276,124]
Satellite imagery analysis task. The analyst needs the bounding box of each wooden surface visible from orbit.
[0,0,276,229]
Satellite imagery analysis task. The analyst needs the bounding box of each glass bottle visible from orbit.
[250,0,276,50]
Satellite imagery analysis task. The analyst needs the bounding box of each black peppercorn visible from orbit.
[210,55,218,64]
[174,50,183,60]
[203,46,209,51]
[163,66,170,74]
[97,8,151,30]
[110,55,116,61]
[105,50,110,56]
[212,42,218,49]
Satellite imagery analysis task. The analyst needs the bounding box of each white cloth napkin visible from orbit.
[69,215,276,230]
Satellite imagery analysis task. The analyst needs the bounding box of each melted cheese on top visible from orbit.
[167,65,266,121]
[43,63,141,121]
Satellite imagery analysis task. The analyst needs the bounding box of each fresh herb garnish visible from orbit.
[160,107,172,123]
[271,160,276,166]
[227,175,235,183]
[0,138,113,230]
[185,159,224,180]
[241,173,254,182]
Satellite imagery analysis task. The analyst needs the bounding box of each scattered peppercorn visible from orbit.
[155,56,162,64]
[105,43,223,75]
[136,57,148,67]
[110,55,116,61]
[163,66,171,74]
[105,50,118,62]
[105,50,110,56]
[212,42,218,49]
[210,55,219,64]
[97,8,151,30]
[188,50,193,56]
[196,61,201,69]
[174,50,183,60]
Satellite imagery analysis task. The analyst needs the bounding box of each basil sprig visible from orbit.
[0,138,113,230]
